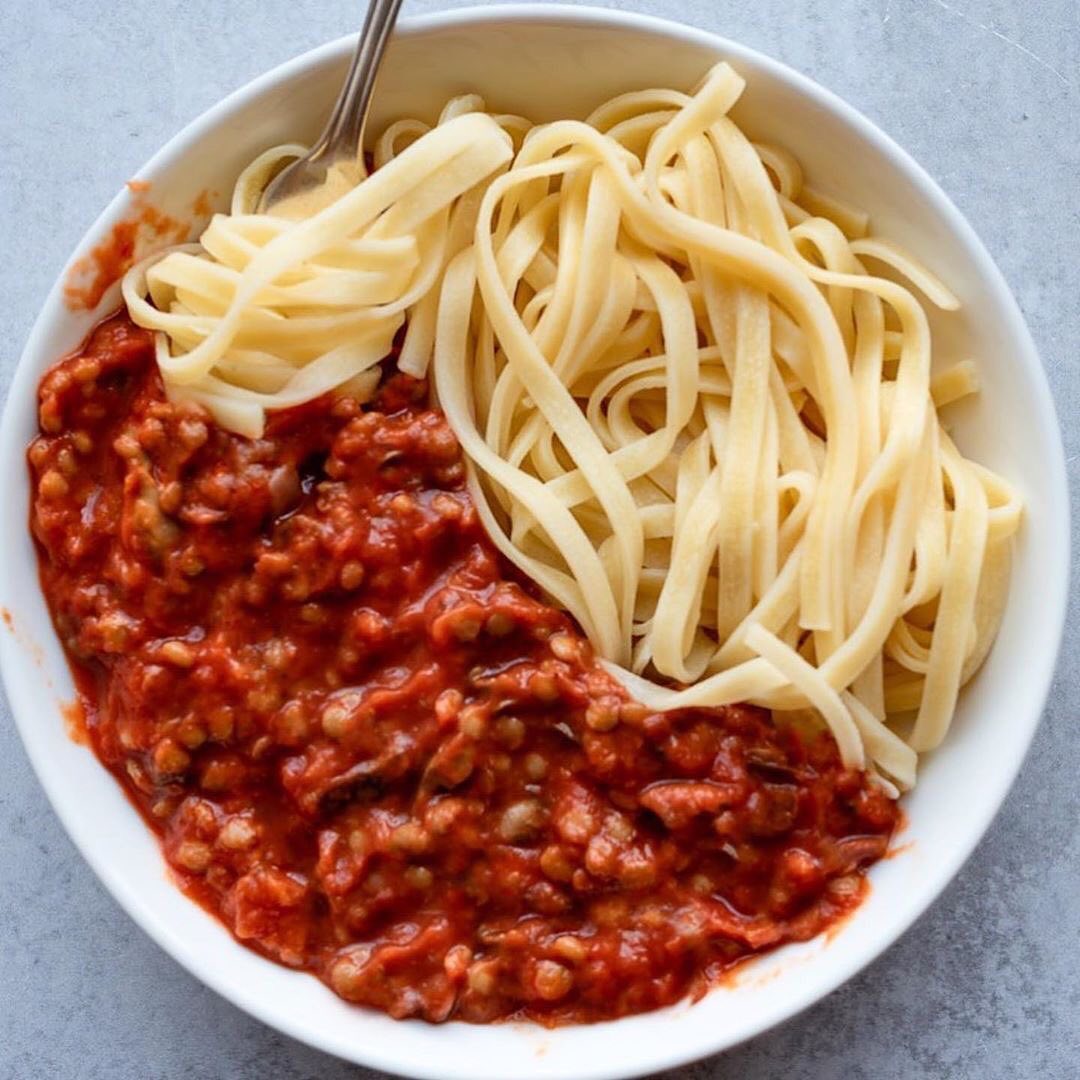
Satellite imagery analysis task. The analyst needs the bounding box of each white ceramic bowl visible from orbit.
[1,6,1069,1079]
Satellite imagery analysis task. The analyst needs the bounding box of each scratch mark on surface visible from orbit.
[924,0,1072,87]
[984,25,1072,87]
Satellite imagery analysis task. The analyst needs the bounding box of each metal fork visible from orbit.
[258,0,404,212]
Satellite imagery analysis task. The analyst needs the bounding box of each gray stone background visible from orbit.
[1,1,1077,1078]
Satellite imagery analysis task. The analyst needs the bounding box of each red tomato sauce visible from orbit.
[63,202,189,311]
[28,313,898,1024]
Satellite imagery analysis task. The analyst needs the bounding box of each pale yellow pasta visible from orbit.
[121,63,1021,795]
[122,112,515,436]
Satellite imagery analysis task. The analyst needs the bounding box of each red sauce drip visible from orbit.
[28,312,898,1025]
[61,699,90,746]
[191,190,215,218]
[63,196,188,311]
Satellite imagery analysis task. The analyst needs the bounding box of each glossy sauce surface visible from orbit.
[29,314,898,1024]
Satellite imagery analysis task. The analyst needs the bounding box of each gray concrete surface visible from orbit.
[1,1,1077,1078]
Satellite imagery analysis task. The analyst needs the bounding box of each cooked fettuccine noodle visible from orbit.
[122,63,1022,794]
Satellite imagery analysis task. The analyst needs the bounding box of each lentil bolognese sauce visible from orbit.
[29,311,898,1025]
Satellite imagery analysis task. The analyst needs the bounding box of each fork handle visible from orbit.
[310,0,405,166]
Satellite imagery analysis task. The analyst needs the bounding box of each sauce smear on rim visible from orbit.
[28,313,898,1024]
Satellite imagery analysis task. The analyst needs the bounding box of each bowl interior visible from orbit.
[0,8,1068,1080]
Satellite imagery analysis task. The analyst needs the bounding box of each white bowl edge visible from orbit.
[0,6,1069,1080]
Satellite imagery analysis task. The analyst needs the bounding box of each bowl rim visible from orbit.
[1,5,1070,1079]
